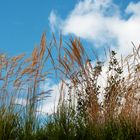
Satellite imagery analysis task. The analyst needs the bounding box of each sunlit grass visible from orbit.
[0,33,140,140]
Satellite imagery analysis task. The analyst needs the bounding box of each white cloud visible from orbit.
[126,1,140,16]
[49,0,140,56]
[12,79,69,115]
[49,10,62,33]
[38,79,70,115]
[14,98,28,106]
[49,10,57,32]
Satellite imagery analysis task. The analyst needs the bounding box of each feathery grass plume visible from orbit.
[119,45,140,129]
[0,32,54,139]
[57,37,102,123]
[0,32,140,139]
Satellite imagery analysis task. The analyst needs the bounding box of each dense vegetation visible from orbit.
[0,33,140,140]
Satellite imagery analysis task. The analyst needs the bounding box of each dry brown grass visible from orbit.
[57,37,140,128]
[0,33,140,139]
[0,33,53,122]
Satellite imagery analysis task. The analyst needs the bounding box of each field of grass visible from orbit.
[0,33,140,140]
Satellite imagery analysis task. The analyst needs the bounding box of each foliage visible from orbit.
[0,33,140,139]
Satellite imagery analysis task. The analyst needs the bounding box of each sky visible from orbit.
[0,0,140,114]
[0,0,79,55]
[0,0,139,56]
[0,0,140,55]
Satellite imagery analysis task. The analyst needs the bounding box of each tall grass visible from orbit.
[0,33,140,139]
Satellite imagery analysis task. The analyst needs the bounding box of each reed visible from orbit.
[0,33,139,139]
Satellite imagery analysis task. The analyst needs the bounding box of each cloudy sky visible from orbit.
[0,0,140,114]
[0,0,140,56]
[49,0,140,56]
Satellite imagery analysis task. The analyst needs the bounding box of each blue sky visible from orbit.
[0,0,139,56]
[0,0,78,55]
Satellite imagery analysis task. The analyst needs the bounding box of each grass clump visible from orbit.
[0,33,140,139]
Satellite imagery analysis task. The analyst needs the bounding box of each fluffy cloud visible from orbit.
[48,10,62,33]
[14,98,28,106]
[38,79,70,115]
[12,78,69,115]
[49,10,58,32]
[126,1,140,16]
[49,0,140,56]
